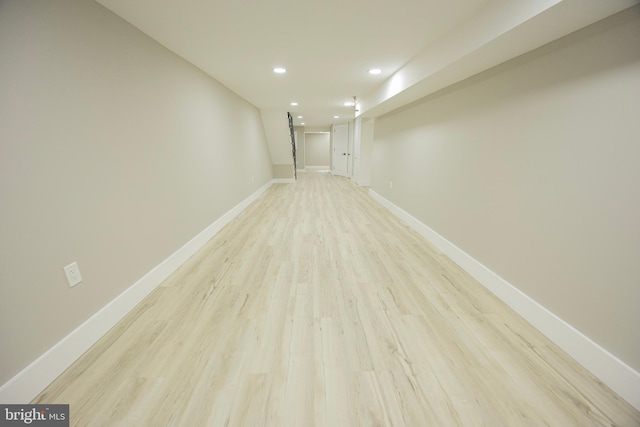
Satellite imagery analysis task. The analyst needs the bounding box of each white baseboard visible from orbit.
[272,178,295,183]
[369,189,640,411]
[0,180,274,404]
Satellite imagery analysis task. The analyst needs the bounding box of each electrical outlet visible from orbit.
[251,175,255,183]
[64,262,83,287]
[389,181,393,189]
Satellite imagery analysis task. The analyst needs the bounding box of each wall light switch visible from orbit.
[64,262,83,287]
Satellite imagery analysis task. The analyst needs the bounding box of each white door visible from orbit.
[351,118,361,181]
[332,124,349,177]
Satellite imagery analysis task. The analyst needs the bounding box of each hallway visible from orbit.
[34,172,640,426]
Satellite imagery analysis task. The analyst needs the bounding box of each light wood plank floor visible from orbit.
[35,172,639,426]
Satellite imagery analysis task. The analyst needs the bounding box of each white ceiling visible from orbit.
[95,0,637,128]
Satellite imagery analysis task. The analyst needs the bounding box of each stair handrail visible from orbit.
[287,112,297,180]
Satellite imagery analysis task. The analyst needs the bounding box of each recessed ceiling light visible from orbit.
[334,116,339,119]
[290,102,298,106]
[297,115,303,119]
[368,68,382,75]
[344,101,354,107]
[300,122,305,125]
[273,67,286,74]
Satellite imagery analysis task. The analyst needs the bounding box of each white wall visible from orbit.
[0,0,273,387]
[372,5,640,375]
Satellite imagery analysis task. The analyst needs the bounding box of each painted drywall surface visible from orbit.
[371,7,640,371]
[358,118,375,186]
[303,127,331,133]
[294,127,305,169]
[351,118,375,186]
[358,0,636,121]
[273,165,294,179]
[304,133,330,167]
[261,110,293,166]
[0,0,273,385]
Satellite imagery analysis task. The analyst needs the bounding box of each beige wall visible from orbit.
[372,6,640,371]
[260,110,292,167]
[0,0,273,385]
[294,126,305,169]
[273,164,294,179]
[305,133,331,167]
